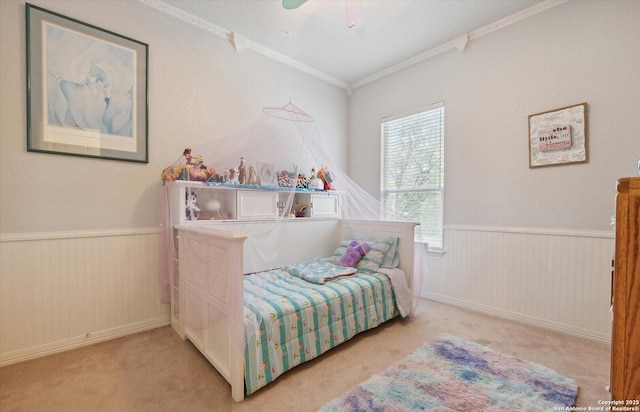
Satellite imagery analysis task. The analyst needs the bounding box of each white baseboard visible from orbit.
[421,292,611,345]
[0,315,171,367]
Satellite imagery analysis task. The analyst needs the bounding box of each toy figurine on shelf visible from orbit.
[238,157,247,185]
[161,165,183,182]
[183,148,216,181]
[308,167,324,190]
[248,166,258,185]
[228,168,239,184]
[185,192,200,220]
[161,148,217,183]
[296,174,308,189]
[317,165,333,190]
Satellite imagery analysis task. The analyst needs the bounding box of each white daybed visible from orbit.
[171,218,417,401]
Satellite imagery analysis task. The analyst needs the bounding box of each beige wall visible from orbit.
[348,0,640,232]
[0,0,348,235]
[1,0,636,361]
[347,0,638,342]
[0,0,349,364]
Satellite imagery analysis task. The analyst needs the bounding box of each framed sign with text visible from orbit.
[528,103,587,168]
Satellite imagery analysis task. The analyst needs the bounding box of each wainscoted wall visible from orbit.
[421,226,615,343]
[0,225,613,366]
[0,230,169,366]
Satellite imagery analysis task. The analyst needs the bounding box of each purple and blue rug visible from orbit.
[320,334,578,411]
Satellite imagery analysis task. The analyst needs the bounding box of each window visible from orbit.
[381,103,444,250]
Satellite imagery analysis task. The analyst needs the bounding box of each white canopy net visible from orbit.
[158,101,425,355]
[162,100,392,221]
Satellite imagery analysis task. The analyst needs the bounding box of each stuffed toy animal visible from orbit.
[161,148,216,182]
[337,240,370,267]
[161,165,183,182]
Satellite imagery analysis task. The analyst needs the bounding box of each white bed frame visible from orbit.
[173,218,417,401]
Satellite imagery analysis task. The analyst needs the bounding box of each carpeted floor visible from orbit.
[0,299,611,412]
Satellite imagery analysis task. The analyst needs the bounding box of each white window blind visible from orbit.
[381,103,444,250]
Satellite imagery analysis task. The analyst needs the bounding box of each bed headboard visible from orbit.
[185,219,341,274]
[179,219,418,287]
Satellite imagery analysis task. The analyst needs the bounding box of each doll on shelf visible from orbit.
[247,166,258,185]
[238,157,247,185]
[186,193,200,220]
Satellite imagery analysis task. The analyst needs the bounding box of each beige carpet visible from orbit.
[0,299,611,412]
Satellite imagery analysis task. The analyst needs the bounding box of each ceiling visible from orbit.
[147,0,554,89]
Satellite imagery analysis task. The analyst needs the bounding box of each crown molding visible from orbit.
[138,0,566,92]
[136,0,348,89]
[351,0,567,90]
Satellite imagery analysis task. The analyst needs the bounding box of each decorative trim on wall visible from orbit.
[1,316,169,367]
[0,227,160,242]
[422,292,611,344]
[1,223,610,365]
[136,0,348,89]
[0,230,168,366]
[421,225,614,344]
[350,0,568,90]
[137,0,566,92]
[444,224,614,239]
[470,0,568,40]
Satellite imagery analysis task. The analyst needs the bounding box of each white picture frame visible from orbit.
[257,162,277,186]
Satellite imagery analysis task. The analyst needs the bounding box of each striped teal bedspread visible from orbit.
[243,268,398,395]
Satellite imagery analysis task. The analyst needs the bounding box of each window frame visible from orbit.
[380,102,445,252]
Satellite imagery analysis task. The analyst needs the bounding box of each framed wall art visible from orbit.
[528,103,587,168]
[26,4,149,163]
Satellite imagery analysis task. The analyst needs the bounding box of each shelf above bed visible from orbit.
[165,180,340,225]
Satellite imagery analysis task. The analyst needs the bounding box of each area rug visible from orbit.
[319,334,578,411]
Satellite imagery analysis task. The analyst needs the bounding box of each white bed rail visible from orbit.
[177,226,246,401]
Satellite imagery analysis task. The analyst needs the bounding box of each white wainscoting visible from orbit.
[0,225,613,366]
[0,229,170,366]
[420,225,615,343]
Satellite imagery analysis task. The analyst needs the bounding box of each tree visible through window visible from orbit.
[381,103,444,250]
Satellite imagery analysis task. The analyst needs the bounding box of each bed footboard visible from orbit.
[177,226,247,401]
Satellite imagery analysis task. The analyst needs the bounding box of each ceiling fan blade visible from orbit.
[282,0,308,10]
